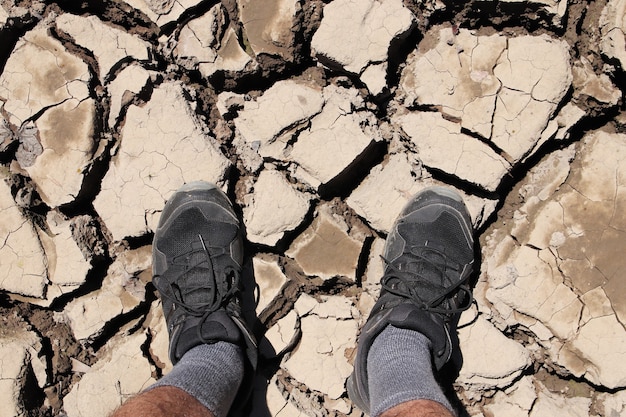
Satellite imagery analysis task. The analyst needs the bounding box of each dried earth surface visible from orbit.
[1,0,626,416]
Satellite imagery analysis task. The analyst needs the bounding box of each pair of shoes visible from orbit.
[152,182,474,415]
[152,181,257,411]
[346,186,475,414]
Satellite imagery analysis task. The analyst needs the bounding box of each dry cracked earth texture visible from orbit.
[1,0,626,416]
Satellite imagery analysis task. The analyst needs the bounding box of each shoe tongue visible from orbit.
[177,239,218,310]
[391,247,451,304]
[411,245,446,270]
[158,210,240,311]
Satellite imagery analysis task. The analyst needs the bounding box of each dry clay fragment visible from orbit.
[107,64,151,129]
[395,111,510,192]
[288,84,383,189]
[492,35,572,161]
[572,57,621,105]
[0,325,47,417]
[27,98,96,208]
[28,211,92,306]
[594,390,626,416]
[64,246,150,340]
[264,310,298,356]
[484,376,591,417]
[13,122,42,168]
[483,375,537,416]
[284,294,358,400]
[483,131,626,389]
[286,203,363,281]
[94,82,231,241]
[457,315,530,390]
[346,152,495,233]
[486,241,584,339]
[0,5,7,27]
[526,380,591,417]
[123,0,203,26]
[234,79,324,149]
[174,5,254,77]
[0,24,90,126]
[401,28,572,163]
[63,329,156,417]
[311,0,415,94]
[144,300,173,375]
[346,152,430,233]
[600,0,626,72]
[243,168,312,246]
[0,24,95,208]
[55,13,150,81]
[0,115,15,152]
[238,0,298,61]
[400,27,506,139]
[0,179,47,298]
[173,5,225,68]
[265,374,308,417]
[0,183,92,304]
[252,255,288,314]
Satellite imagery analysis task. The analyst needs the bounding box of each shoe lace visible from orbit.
[380,245,473,315]
[154,234,240,342]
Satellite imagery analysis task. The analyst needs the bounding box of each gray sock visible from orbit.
[150,341,244,417]
[367,325,454,417]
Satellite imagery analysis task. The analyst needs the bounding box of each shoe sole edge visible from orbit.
[420,185,464,202]
[176,180,219,192]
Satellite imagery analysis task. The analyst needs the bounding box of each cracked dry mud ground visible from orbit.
[1,0,626,416]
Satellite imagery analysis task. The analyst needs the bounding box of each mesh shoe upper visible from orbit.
[348,187,475,414]
[379,194,474,316]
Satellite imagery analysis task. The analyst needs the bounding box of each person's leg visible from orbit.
[378,400,453,417]
[367,327,454,417]
[111,342,243,417]
[111,387,214,417]
[348,187,475,417]
[111,182,257,417]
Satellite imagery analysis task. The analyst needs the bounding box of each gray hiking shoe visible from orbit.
[347,186,475,414]
[152,181,257,407]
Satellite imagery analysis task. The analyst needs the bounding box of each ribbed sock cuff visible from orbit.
[367,325,454,417]
[149,342,244,417]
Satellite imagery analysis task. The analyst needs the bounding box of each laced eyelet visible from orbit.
[380,249,473,315]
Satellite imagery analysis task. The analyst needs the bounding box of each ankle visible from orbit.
[149,342,244,417]
[379,399,455,417]
[111,386,214,417]
[366,326,454,417]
